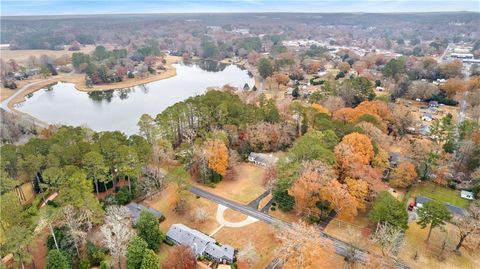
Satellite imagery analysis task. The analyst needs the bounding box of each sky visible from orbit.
[1,0,479,16]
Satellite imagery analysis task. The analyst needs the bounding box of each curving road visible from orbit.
[189,186,409,269]
[0,79,54,112]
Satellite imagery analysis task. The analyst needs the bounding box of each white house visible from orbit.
[248,152,279,167]
[460,190,474,200]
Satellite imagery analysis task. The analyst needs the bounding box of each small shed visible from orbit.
[125,202,163,224]
[460,190,474,200]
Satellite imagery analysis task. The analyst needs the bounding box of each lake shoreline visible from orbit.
[5,55,182,112]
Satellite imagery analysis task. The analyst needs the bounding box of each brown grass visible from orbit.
[194,163,266,204]
[214,221,280,269]
[223,208,249,222]
[144,184,219,235]
[398,222,479,269]
[0,45,104,65]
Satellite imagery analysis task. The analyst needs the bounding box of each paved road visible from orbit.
[247,190,271,209]
[190,186,286,226]
[190,186,409,269]
[0,79,54,112]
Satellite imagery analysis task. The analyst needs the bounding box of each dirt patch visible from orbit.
[25,228,49,269]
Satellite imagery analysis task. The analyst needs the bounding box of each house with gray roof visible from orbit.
[415,195,467,216]
[125,202,163,224]
[166,224,235,264]
[248,152,279,167]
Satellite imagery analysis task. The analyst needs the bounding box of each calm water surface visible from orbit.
[16,62,254,134]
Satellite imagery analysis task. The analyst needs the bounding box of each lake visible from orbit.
[16,61,255,135]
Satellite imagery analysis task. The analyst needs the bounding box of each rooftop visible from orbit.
[416,195,467,216]
[125,202,163,224]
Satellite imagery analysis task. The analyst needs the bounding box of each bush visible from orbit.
[115,186,133,205]
[335,71,345,80]
[273,190,295,211]
[46,199,60,207]
[136,210,165,251]
[164,238,175,246]
[100,261,110,269]
[86,241,107,266]
[47,227,76,262]
[46,250,71,269]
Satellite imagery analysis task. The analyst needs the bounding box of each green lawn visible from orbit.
[411,182,470,208]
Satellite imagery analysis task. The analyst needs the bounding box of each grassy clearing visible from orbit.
[410,182,470,208]
[214,221,280,269]
[399,222,478,269]
[195,162,266,204]
[144,184,220,235]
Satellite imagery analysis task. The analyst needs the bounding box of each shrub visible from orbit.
[46,250,71,269]
[115,186,133,205]
[136,210,165,251]
[86,241,107,266]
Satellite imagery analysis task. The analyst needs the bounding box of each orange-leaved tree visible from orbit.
[203,139,229,177]
[311,103,330,115]
[345,177,369,210]
[336,132,375,166]
[389,161,417,188]
[319,179,359,220]
[276,222,336,269]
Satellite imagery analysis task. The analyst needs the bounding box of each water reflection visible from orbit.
[195,60,227,72]
[88,90,115,103]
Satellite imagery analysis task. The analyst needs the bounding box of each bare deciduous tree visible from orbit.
[452,200,480,252]
[237,241,259,266]
[275,222,336,268]
[101,206,135,269]
[191,206,210,224]
[62,205,93,257]
[370,222,404,257]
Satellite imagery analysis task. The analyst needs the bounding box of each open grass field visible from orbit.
[214,221,280,269]
[0,45,112,65]
[194,162,267,204]
[144,184,220,235]
[410,182,471,208]
[399,222,479,269]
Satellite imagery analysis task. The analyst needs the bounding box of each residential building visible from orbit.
[166,224,235,264]
[248,152,279,167]
[460,190,474,200]
[415,196,467,216]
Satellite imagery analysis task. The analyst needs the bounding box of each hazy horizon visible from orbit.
[1,0,479,16]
